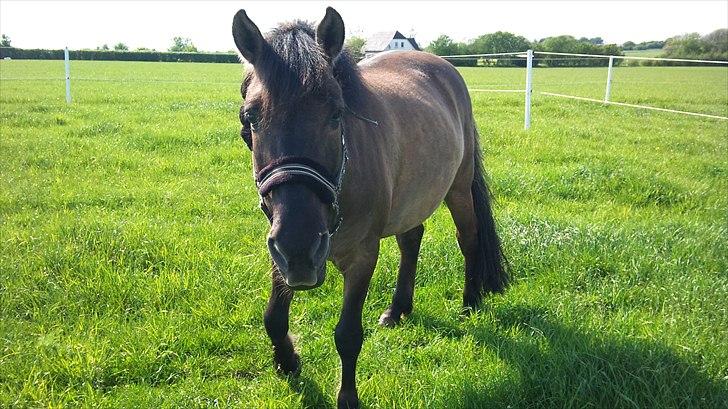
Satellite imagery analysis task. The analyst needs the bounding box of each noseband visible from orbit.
[254,126,348,237]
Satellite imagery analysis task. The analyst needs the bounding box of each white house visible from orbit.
[363,31,421,59]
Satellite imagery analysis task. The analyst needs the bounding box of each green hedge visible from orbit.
[0,47,240,63]
[443,57,478,67]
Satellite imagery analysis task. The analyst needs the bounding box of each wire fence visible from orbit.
[441,50,728,127]
[2,50,727,128]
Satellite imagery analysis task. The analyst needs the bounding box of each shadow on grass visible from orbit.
[287,373,335,409]
[415,305,727,408]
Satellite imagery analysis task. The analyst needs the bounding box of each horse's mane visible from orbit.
[246,20,364,110]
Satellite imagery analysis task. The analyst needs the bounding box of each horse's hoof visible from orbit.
[337,391,359,409]
[462,294,482,313]
[275,352,300,376]
[378,309,400,327]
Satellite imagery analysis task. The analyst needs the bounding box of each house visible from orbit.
[363,31,421,59]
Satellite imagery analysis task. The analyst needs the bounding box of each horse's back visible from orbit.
[358,51,475,236]
[359,51,472,115]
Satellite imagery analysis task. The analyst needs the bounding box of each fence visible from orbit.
[441,50,728,129]
[5,48,727,129]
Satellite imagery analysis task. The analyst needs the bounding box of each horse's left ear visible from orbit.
[316,7,345,61]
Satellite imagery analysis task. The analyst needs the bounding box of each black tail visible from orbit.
[471,127,509,295]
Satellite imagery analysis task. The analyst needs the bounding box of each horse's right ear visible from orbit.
[232,9,265,65]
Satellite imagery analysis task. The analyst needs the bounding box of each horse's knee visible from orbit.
[335,320,363,359]
[264,306,288,342]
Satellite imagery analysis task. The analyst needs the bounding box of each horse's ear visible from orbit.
[316,7,345,61]
[232,9,265,65]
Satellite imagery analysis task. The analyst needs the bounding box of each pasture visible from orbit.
[623,49,664,58]
[1,60,727,408]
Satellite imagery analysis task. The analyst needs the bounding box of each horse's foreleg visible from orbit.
[335,241,379,409]
[264,264,299,375]
[379,224,424,327]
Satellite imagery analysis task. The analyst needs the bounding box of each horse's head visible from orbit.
[232,8,348,289]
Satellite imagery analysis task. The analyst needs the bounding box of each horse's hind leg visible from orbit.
[445,185,483,309]
[379,224,424,327]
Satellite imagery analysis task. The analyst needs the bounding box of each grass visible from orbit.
[1,59,727,408]
[624,49,664,58]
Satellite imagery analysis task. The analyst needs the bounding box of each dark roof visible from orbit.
[364,30,420,52]
[407,37,421,51]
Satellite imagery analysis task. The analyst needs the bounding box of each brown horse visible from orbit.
[232,7,507,408]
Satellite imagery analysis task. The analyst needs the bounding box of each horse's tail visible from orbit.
[471,126,509,294]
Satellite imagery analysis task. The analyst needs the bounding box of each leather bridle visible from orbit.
[254,126,348,237]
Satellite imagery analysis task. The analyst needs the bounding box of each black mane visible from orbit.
[246,20,364,109]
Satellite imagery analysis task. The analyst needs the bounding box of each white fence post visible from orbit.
[524,49,533,130]
[64,47,71,104]
[604,56,614,103]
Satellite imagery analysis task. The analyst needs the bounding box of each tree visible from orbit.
[589,37,604,45]
[114,42,129,51]
[426,35,465,56]
[534,35,623,66]
[468,31,530,54]
[663,33,705,57]
[702,28,728,53]
[662,29,727,61]
[622,41,635,50]
[96,44,109,51]
[169,37,197,52]
[344,36,366,60]
[1,34,11,47]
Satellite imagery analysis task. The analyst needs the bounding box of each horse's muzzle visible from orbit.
[268,232,329,289]
[286,264,327,290]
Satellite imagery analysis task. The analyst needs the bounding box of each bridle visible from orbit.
[249,107,377,238]
[254,124,348,237]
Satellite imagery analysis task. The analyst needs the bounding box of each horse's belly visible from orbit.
[381,138,463,236]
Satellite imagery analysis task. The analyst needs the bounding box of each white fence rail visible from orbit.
[444,50,728,128]
[8,49,727,126]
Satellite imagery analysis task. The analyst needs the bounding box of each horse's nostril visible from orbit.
[268,237,289,272]
[308,234,322,260]
[269,232,329,272]
[311,233,330,266]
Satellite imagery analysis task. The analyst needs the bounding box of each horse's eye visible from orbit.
[244,109,261,130]
[331,109,343,125]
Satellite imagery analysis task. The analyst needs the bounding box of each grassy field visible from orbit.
[623,49,664,58]
[1,60,727,408]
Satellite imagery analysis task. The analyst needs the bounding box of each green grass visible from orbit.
[1,60,727,408]
[624,49,664,58]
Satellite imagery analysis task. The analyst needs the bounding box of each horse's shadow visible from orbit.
[286,373,335,409]
[412,304,726,408]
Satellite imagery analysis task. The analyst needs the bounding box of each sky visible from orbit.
[0,1,726,52]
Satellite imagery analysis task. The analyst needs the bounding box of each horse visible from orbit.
[231,7,507,408]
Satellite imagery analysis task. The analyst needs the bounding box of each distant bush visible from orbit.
[533,36,623,67]
[169,37,198,53]
[662,29,727,62]
[624,40,665,51]
[0,47,239,63]
[443,57,478,67]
